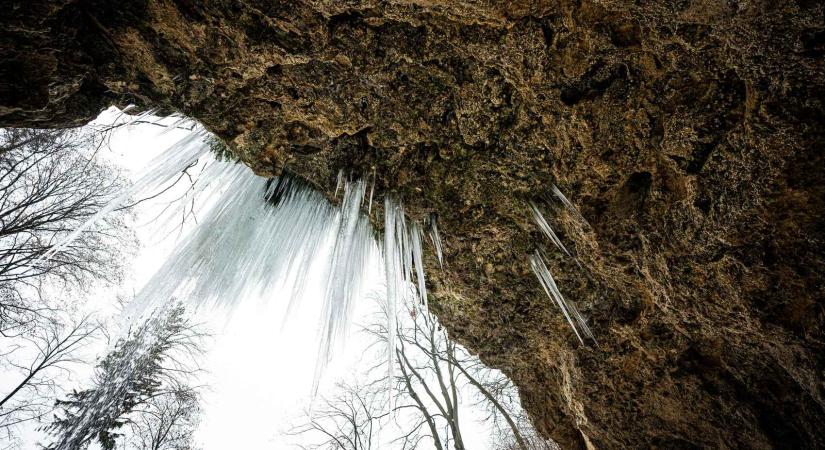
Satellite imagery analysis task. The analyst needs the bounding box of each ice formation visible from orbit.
[551,183,590,228]
[40,124,212,263]
[382,196,430,396]
[528,193,594,344]
[45,115,435,397]
[529,201,572,258]
[528,251,593,344]
[426,213,444,269]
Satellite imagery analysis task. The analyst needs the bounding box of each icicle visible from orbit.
[334,169,344,198]
[383,196,402,405]
[367,169,376,215]
[126,165,339,316]
[382,196,431,409]
[427,213,444,269]
[40,126,212,263]
[529,251,594,344]
[313,178,374,395]
[529,202,572,258]
[103,156,380,396]
[45,115,404,407]
[410,221,427,305]
[551,184,590,228]
[130,107,158,125]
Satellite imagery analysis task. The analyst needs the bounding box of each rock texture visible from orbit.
[2,0,824,448]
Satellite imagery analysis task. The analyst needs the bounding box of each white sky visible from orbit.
[4,108,507,449]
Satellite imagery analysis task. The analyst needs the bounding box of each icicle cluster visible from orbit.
[427,213,444,269]
[382,196,434,397]
[46,112,450,400]
[44,121,379,387]
[40,123,212,262]
[551,183,590,228]
[529,186,595,344]
[529,202,572,258]
[127,163,336,314]
[125,163,381,391]
[313,177,375,393]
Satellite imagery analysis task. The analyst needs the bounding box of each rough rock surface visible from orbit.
[2,0,824,448]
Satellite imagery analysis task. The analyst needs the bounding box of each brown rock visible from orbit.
[2,0,824,448]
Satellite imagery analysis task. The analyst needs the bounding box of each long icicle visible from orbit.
[551,184,590,228]
[40,124,211,262]
[313,178,373,395]
[382,196,430,408]
[529,202,572,257]
[107,157,380,392]
[427,213,444,269]
[410,221,427,305]
[46,113,440,407]
[529,250,594,343]
[383,196,401,408]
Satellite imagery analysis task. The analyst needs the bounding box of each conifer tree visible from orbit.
[45,305,203,450]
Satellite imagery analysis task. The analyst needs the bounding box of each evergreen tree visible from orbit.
[45,305,202,450]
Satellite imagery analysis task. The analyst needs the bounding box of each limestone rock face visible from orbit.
[3,1,824,447]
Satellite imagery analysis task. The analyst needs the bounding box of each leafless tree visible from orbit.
[394,308,465,450]
[0,117,209,449]
[0,127,132,335]
[0,315,100,445]
[293,295,553,450]
[399,306,556,450]
[126,382,202,450]
[289,380,388,450]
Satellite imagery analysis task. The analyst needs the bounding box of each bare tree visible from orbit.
[289,380,388,450]
[0,315,100,445]
[126,382,202,450]
[0,127,131,335]
[0,118,209,449]
[292,295,552,450]
[394,309,464,450]
[398,306,555,450]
